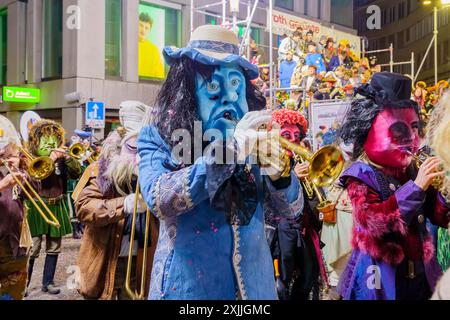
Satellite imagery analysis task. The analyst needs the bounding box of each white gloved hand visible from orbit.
[123,193,148,215]
[233,110,278,163]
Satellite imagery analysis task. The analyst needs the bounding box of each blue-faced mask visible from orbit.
[195,65,248,139]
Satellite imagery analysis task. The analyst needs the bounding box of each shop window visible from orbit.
[105,0,122,78]
[275,0,293,11]
[42,0,63,80]
[138,1,181,81]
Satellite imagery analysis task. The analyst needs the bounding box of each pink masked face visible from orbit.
[364,107,421,169]
[280,124,302,158]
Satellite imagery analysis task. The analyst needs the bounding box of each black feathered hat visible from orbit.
[356,72,415,108]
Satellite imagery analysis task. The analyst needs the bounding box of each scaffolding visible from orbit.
[362,43,416,81]
[190,1,411,109]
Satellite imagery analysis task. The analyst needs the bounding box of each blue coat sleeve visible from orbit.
[137,125,210,220]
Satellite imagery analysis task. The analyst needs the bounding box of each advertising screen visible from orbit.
[138,4,166,79]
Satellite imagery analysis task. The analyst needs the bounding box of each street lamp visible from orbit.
[422,0,450,85]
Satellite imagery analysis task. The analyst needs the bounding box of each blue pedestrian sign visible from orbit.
[86,101,105,129]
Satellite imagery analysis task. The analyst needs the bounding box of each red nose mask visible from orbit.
[364,107,421,169]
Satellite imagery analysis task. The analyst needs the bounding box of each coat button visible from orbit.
[418,215,425,224]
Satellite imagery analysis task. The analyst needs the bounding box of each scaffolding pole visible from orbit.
[414,34,436,84]
[239,0,259,56]
[269,0,273,110]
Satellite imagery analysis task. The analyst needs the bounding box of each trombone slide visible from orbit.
[1,160,60,228]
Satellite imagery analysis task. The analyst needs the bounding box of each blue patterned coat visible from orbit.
[137,125,303,300]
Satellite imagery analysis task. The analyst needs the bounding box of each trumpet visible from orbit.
[294,154,315,199]
[292,150,339,223]
[125,176,152,300]
[1,159,60,228]
[412,147,444,190]
[277,137,345,187]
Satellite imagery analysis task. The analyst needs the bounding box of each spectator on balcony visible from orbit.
[328,43,351,71]
[279,51,297,90]
[279,31,303,62]
[301,65,321,94]
[305,42,326,74]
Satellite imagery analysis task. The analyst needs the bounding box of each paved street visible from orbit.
[25,236,83,300]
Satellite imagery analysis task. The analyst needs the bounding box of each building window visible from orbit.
[330,0,353,28]
[318,0,322,19]
[138,1,181,81]
[42,0,63,80]
[105,0,122,78]
[0,9,6,85]
[275,0,293,11]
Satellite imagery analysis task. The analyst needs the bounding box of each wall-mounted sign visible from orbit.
[86,101,105,129]
[3,86,41,103]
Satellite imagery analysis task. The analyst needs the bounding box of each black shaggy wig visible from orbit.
[152,57,266,148]
[339,85,424,161]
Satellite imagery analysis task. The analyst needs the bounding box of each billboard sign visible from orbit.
[3,86,41,103]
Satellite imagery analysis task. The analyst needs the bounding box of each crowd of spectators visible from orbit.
[251,27,381,110]
[249,27,449,118]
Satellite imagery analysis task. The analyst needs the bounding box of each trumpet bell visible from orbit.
[28,156,55,180]
[89,151,100,162]
[279,137,345,187]
[69,143,87,160]
[310,146,346,187]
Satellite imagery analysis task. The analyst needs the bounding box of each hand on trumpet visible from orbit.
[233,110,275,162]
[415,156,445,191]
[294,161,310,179]
[49,148,69,161]
[233,110,289,181]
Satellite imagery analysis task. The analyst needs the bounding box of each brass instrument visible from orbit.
[125,176,151,300]
[272,136,344,223]
[17,145,55,181]
[413,148,444,190]
[1,159,60,228]
[294,154,315,200]
[278,137,345,187]
[68,143,87,160]
[292,149,340,223]
[88,147,100,163]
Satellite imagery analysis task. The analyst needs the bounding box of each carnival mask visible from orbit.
[36,135,59,157]
[280,124,302,158]
[195,65,248,140]
[364,107,421,169]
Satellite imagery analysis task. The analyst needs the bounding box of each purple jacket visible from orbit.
[337,162,449,300]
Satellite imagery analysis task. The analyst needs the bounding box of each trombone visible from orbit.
[16,144,54,181]
[1,159,60,228]
[125,176,151,300]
